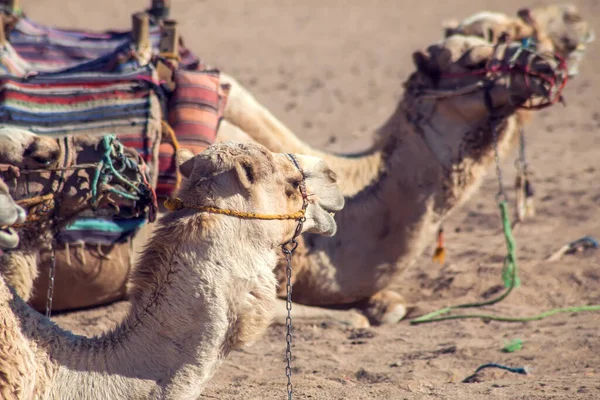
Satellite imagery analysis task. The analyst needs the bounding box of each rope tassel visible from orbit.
[432,227,446,265]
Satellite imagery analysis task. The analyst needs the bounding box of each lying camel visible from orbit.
[3,4,589,321]
[0,128,156,306]
[0,141,344,399]
[0,178,26,250]
[442,4,595,77]
[217,35,568,325]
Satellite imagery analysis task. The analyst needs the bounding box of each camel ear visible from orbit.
[176,149,195,179]
[517,8,534,25]
[442,18,459,38]
[432,48,452,71]
[233,157,255,190]
[412,51,431,74]
[563,9,583,24]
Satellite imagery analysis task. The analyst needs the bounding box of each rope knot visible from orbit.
[164,197,184,211]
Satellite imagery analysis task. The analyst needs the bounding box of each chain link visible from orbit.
[491,120,506,200]
[45,242,56,318]
[517,125,528,176]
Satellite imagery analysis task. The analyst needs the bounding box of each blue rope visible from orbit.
[91,135,146,206]
[462,363,528,383]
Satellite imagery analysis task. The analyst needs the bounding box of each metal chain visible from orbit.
[45,242,56,318]
[491,121,506,199]
[281,217,304,400]
[517,125,528,176]
[281,153,308,400]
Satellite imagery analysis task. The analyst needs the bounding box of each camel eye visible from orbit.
[285,179,300,198]
[466,59,487,71]
[32,156,53,166]
[24,144,59,168]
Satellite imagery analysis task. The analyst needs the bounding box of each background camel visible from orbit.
[0,141,344,399]
[216,35,568,325]
[440,4,594,220]
[0,128,156,306]
[0,178,25,250]
[443,4,595,77]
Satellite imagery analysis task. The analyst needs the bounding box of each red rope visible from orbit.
[439,49,568,111]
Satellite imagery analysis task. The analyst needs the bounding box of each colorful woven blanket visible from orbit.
[0,17,229,245]
[0,66,163,244]
[9,16,201,73]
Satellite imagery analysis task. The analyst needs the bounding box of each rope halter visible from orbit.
[420,38,569,112]
[164,153,309,223]
[0,134,157,229]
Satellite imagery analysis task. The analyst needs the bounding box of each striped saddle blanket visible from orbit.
[0,64,228,244]
[6,16,201,74]
[0,18,229,245]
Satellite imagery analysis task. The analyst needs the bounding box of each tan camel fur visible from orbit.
[443,4,595,77]
[0,177,26,250]
[217,35,567,325]
[0,141,344,400]
[0,128,154,305]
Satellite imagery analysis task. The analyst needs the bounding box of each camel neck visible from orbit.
[294,102,519,305]
[10,216,268,400]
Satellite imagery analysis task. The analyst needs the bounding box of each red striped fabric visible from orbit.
[157,68,229,196]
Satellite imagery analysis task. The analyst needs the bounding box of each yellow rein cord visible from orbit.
[0,193,56,229]
[16,193,55,208]
[163,197,306,221]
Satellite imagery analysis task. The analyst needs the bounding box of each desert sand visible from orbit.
[21,0,600,398]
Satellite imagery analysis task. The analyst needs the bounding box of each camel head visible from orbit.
[409,34,567,119]
[404,34,567,165]
[442,4,594,77]
[174,141,344,244]
[0,128,157,233]
[525,4,594,77]
[0,177,25,250]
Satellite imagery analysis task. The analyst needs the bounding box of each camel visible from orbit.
[442,4,595,77]
[216,34,568,325]
[0,141,345,400]
[0,128,156,306]
[0,177,26,250]
[440,4,594,220]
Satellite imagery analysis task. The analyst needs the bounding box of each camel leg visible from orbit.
[220,73,315,155]
[355,290,408,326]
[271,298,370,328]
[0,251,38,301]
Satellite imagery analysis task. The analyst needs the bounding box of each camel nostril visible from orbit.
[531,59,555,75]
[16,206,26,224]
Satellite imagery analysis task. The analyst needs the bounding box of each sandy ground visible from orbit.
[20,0,600,398]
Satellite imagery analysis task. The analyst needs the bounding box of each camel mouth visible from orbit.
[0,226,20,249]
[565,45,589,78]
[95,180,156,220]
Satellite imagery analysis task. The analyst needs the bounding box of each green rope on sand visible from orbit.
[499,201,520,288]
[410,200,600,325]
[462,363,529,383]
[502,338,523,353]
